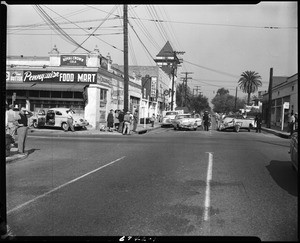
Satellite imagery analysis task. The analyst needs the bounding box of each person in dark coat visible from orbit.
[203,111,210,131]
[118,110,124,133]
[254,113,262,133]
[107,109,114,132]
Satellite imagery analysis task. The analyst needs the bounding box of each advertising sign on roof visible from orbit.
[6,71,23,82]
[23,70,96,83]
[60,55,86,66]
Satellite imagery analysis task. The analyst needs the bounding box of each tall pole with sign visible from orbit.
[123,4,129,112]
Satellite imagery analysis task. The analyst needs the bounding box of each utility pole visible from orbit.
[267,68,273,128]
[123,4,129,112]
[195,86,201,96]
[234,86,238,111]
[170,51,184,110]
[180,72,193,106]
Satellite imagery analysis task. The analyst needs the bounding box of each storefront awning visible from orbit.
[6,82,88,92]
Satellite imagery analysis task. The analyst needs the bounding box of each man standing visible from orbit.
[254,113,262,133]
[6,105,21,144]
[17,107,29,154]
[118,110,124,133]
[132,109,139,133]
[203,111,210,131]
[123,111,131,135]
[65,109,75,132]
[107,109,114,132]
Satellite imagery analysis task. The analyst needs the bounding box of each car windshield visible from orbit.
[177,114,191,119]
[166,112,177,116]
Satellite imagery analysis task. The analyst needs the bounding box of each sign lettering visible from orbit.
[60,55,86,66]
[23,70,96,83]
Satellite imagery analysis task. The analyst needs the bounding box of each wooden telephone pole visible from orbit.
[123,4,129,112]
[180,72,193,106]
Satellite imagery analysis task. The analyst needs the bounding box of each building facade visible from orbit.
[113,65,173,120]
[262,73,298,128]
[6,45,142,130]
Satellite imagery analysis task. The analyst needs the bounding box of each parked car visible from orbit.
[161,111,179,127]
[290,130,298,172]
[172,113,199,131]
[31,108,89,130]
[217,115,255,132]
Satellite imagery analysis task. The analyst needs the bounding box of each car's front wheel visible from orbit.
[33,120,39,128]
[61,122,68,131]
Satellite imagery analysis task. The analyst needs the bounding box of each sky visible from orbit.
[5,2,298,105]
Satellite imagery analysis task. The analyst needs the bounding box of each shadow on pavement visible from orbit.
[27,148,41,155]
[266,160,298,197]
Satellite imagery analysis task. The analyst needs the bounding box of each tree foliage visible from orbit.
[211,88,245,113]
[176,83,210,113]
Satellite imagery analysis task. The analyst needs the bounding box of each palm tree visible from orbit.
[238,71,262,105]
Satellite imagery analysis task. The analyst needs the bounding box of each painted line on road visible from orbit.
[204,152,213,222]
[7,156,126,215]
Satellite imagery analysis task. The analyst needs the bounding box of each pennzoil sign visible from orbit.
[23,70,96,83]
[60,55,86,66]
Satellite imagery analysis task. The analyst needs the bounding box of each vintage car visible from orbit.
[161,111,179,127]
[31,108,89,130]
[290,130,298,172]
[217,115,255,132]
[172,113,200,131]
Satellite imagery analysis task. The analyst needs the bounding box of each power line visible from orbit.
[129,16,297,30]
[184,60,240,78]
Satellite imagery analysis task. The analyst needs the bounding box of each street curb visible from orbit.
[6,152,28,164]
[261,127,290,139]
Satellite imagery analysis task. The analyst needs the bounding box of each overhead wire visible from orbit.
[33,5,91,53]
[129,7,161,51]
[72,5,119,53]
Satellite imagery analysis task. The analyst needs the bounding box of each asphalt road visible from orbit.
[5,127,298,240]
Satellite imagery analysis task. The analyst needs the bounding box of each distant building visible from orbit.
[262,73,298,127]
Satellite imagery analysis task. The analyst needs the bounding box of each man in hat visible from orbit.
[107,109,114,132]
[65,109,75,132]
[17,107,29,154]
[123,111,132,135]
[6,104,21,144]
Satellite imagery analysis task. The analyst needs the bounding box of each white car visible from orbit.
[172,113,199,131]
[31,108,89,130]
[161,111,179,127]
[218,115,255,132]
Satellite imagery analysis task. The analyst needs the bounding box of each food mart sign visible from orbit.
[23,70,97,83]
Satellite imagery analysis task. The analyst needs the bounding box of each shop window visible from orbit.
[6,90,13,96]
[74,92,83,99]
[51,91,62,98]
[29,90,39,97]
[16,90,26,97]
[62,91,73,98]
[100,89,107,101]
[40,91,50,97]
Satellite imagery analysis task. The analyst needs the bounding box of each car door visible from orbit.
[46,110,55,126]
[37,110,46,126]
